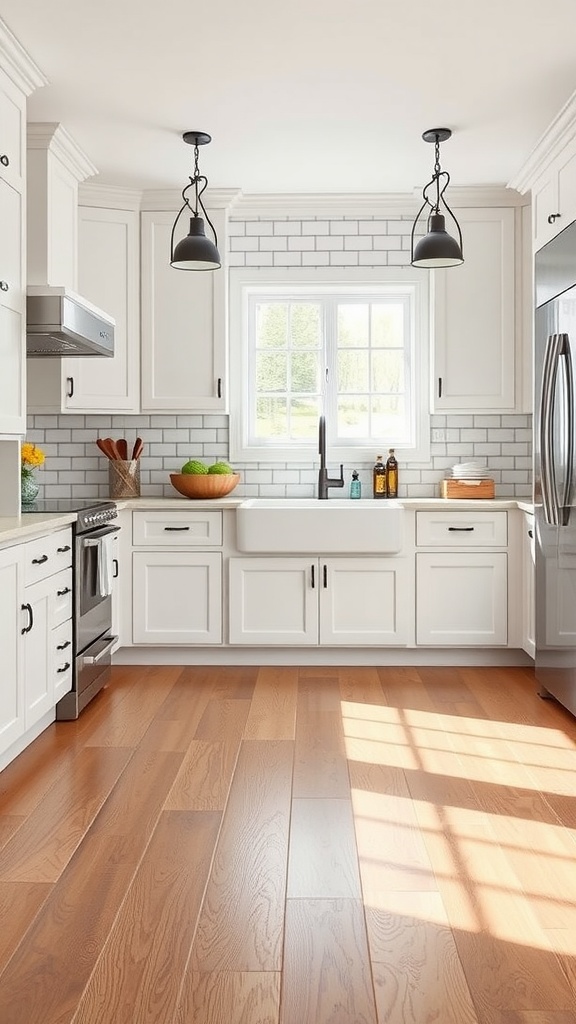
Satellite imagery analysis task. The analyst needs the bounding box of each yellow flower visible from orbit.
[21,442,45,469]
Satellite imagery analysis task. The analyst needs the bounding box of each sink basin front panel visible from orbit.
[236,499,404,553]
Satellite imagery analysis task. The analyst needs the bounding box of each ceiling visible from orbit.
[3,0,576,196]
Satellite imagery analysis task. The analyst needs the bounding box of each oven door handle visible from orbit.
[80,525,120,543]
[82,635,117,665]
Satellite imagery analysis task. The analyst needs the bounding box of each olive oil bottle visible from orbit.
[386,448,398,498]
[373,455,386,498]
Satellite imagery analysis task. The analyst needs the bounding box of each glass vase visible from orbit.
[21,471,39,506]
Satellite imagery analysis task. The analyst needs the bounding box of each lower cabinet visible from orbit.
[132,551,222,644]
[416,552,508,645]
[229,556,411,646]
[0,544,24,753]
[23,565,73,728]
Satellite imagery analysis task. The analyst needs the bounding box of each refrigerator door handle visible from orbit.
[559,333,574,521]
[540,333,562,525]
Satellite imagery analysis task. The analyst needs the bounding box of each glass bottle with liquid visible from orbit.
[373,455,386,498]
[350,470,361,499]
[386,448,398,498]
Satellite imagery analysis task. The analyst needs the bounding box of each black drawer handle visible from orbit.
[0,280,8,292]
[547,213,561,225]
[32,554,49,564]
[113,558,119,578]
[66,376,74,398]
[57,662,71,673]
[56,639,71,650]
[323,564,328,588]
[21,603,33,634]
[57,586,71,596]
[0,154,9,167]
[311,564,315,588]
[164,526,190,531]
[528,529,533,538]
[57,545,71,553]
[448,526,475,532]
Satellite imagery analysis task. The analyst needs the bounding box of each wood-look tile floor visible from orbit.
[1,664,576,1023]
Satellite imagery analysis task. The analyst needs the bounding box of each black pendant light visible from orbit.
[170,131,221,271]
[410,128,464,269]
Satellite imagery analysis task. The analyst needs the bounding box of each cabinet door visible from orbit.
[23,575,53,727]
[140,209,226,412]
[521,513,535,658]
[0,546,24,754]
[133,551,222,644]
[416,551,508,645]
[0,176,24,434]
[62,206,140,412]
[0,68,25,193]
[532,139,576,252]
[319,557,411,645]
[229,557,318,645]
[432,207,515,411]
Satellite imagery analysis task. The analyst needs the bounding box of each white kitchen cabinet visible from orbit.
[229,556,411,646]
[530,137,576,251]
[0,544,24,756]
[140,208,227,412]
[431,207,516,412]
[521,512,535,658]
[27,192,141,414]
[416,551,508,645]
[132,551,222,644]
[0,70,25,435]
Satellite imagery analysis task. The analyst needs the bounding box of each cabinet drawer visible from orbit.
[52,568,73,626]
[416,511,507,547]
[52,619,73,697]
[23,528,73,584]
[132,510,222,547]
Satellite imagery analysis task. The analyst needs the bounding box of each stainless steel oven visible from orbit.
[57,502,119,719]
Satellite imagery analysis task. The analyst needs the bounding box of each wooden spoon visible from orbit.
[96,437,116,460]
[116,439,128,460]
[132,437,144,461]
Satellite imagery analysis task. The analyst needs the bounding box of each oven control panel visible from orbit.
[76,503,118,533]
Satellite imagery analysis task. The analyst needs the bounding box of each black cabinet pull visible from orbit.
[32,554,48,564]
[56,639,71,650]
[448,526,475,531]
[57,662,71,673]
[438,376,443,398]
[0,280,8,292]
[57,545,71,553]
[164,526,190,531]
[57,586,71,596]
[547,213,561,225]
[21,603,33,634]
[0,154,9,167]
[66,376,74,398]
[323,564,328,588]
[217,377,222,398]
[528,529,533,538]
[112,558,119,578]
[311,564,315,588]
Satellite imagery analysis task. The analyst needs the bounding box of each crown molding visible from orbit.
[231,185,525,219]
[139,187,242,211]
[27,122,98,182]
[79,182,143,210]
[508,88,576,193]
[0,17,47,94]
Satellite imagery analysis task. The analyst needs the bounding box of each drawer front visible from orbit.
[24,528,73,584]
[52,568,73,626]
[132,510,222,547]
[416,511,507,547]
[52,619,73,698]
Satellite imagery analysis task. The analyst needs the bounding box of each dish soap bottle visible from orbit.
[350,470,361,499]
[373,455,386,498]
[386,448,398,498]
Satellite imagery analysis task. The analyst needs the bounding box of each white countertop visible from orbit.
[0,496,534,547]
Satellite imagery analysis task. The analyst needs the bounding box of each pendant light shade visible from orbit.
[170,132,221,271]
[411,129,463,269]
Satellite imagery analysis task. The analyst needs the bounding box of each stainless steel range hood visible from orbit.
[26,286,115,357]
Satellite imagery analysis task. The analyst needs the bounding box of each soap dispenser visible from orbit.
[350,470,361,499]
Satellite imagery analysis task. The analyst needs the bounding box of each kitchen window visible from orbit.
[229,268,430,463]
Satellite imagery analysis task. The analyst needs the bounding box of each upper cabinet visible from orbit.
[431,204,523,413]
[140,207,228,412]
[0,25,45,434]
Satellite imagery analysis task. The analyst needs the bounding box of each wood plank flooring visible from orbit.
[0,664,575,1023]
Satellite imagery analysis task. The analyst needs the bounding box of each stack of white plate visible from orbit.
[448,461,491,479]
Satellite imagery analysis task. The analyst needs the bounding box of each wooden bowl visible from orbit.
[169,472,240,499]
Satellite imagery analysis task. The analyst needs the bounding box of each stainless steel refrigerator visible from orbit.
[534,221,576,718]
